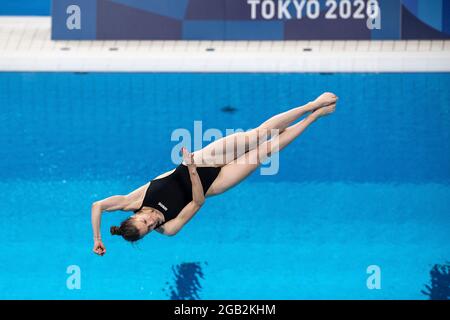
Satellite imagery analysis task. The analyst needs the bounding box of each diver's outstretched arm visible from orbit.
[91,196,132,256]
[91,185,148,255]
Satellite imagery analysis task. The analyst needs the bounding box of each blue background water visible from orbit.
[0,72,449,299]
[0,0,50,15]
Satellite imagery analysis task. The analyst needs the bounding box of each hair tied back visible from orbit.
[110,226,122,236]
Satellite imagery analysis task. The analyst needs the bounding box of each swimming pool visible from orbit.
[0,72,449,299]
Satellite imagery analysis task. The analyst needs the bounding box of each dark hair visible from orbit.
[110,218,141,242]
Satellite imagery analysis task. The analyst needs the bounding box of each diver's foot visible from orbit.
[309,92,338,111]
[313,103,336,118]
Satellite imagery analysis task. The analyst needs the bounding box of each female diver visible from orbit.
[92,92,338,255]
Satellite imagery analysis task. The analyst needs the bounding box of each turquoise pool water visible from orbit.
[0,73,449,299]
[0,1,50,16]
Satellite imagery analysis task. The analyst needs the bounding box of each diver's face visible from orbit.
[132,212,157,237]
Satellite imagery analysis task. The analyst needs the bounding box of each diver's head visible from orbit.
[110,210,160,242]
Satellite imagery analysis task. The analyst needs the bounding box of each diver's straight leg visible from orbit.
[256,92,337,132]
[194,93,338,166]
[206,104,336,196]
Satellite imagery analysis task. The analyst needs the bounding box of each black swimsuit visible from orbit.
[135,164,221,225]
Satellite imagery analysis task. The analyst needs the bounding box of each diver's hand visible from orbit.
[182,147,196,169]
[93,240,106,256]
